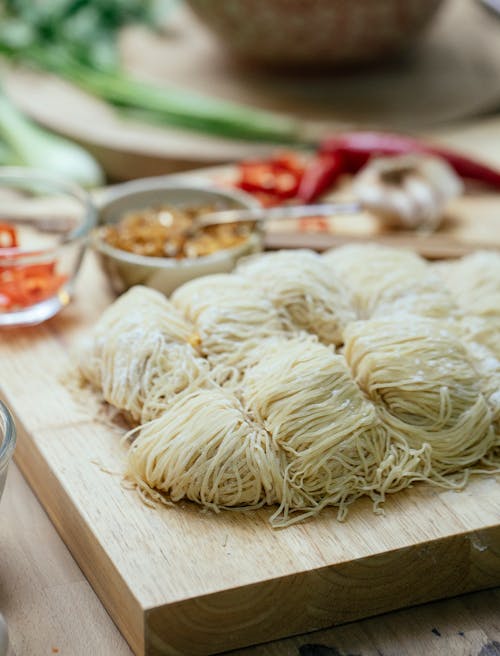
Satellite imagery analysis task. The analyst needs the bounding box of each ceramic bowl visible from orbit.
[185,0,444,66]
[94,179,262,296]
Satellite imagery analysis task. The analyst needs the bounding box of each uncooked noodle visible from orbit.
[126,388,283,510]
[436,251,500,319]
[72,246,500,527]
[76,286,210,423]
[236,249,355,345]
[172,273,288,384]
[242,336,434,525]
[344,316,496,476]
[323,244,457,319]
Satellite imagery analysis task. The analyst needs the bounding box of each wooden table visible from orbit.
[1,461,499,656]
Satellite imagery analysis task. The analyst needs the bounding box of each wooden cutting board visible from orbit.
[5,0,500,180]
[1,252,500,656]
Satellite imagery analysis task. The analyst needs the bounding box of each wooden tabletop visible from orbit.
[0,462,499,656]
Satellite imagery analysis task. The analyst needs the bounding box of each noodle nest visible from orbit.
[74,246,500,526]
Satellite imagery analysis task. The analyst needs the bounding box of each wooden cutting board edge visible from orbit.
[11,398,500,656]
[141,528,500,656]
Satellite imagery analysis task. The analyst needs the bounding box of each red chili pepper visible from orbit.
[296,151,345,203]
[0,223,67,310]
[0,223,18,249]
[0,263,67,309]
[320,131,500,189]
[236,152,305,205]
[270,152,304,176]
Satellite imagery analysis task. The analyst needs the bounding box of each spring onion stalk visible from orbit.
[0,139,16,165]
[75,68,301,142]
[0,92,104,187]
[24,49,303,143]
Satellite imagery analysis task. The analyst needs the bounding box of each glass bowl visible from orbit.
[93,179,262,297]
[0,400,16,503]
[0,167,96,327]
[0,401,14,656]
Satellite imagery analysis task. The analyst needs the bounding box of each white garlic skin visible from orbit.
[352,154,463,230]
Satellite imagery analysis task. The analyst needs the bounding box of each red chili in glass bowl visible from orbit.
[0,168,96,327]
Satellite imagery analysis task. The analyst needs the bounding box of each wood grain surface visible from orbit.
[5,0,500,179]
[1,253,500,655]
[2,461,500,656]
[2,462,500,656]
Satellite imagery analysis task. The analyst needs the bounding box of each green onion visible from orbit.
[0,91,105,187]
[76,69,300,143]
[21,49,303,143]
[0,2,306,145]
[0,139,16,165]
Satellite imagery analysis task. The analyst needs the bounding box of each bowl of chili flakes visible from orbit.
[93,178,262,296]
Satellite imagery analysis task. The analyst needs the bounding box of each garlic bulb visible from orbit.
[352,154,463,230]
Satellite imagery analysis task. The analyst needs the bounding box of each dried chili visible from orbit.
[320,131,500,189]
